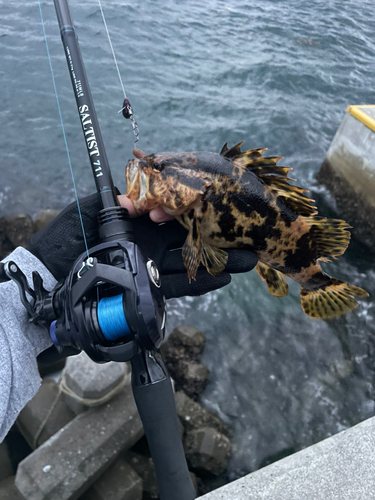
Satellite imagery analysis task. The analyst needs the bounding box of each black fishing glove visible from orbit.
[28,193,257,299]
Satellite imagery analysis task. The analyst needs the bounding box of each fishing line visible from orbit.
[37,0,90,258]
[97,0,140,144]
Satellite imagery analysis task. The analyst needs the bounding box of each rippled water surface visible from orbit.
[1,0,375,482]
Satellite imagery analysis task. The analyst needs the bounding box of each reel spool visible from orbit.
[46,239,166,363]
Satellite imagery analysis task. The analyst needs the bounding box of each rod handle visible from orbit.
[132,377,196,500]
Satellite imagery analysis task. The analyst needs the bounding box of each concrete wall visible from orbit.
[317,105,375,249]
[201,415,375,499]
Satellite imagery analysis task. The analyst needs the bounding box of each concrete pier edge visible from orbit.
[317,103,375,250]
[201,415,375,499]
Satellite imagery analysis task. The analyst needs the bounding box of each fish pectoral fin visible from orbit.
[182,215,203,282]
[201,244,228,276]
[176,215,190,231]
[256,262,289,298]
[301,278,369,319]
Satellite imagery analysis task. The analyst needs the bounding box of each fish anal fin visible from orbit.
[201,244,228,276]
[301,279,369,319]
[182,215,202,282]
[256,262,289,298]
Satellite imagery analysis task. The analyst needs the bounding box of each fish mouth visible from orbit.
[125,160,153,213]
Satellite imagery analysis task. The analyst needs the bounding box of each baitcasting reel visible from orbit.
[1,210,166,363]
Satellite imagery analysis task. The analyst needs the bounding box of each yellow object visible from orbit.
[346,105,375,133]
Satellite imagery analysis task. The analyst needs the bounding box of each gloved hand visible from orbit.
[28,193,257,299]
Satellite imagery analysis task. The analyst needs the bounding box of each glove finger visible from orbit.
[225,248,258,273]
[161,270,231,299]
[160,248,185,273]
[28,193,102,280]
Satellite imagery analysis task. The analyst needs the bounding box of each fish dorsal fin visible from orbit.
[220,141,244,158]
[221,142,317,216]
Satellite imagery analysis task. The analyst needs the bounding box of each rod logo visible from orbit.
[79,105,103,177]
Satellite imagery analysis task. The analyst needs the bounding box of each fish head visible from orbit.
[126,149,211,215]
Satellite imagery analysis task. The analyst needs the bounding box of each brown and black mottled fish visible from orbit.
[125,143,368,319]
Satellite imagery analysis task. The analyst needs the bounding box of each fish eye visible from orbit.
[153,162,164,172]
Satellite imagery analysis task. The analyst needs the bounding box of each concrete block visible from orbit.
[184,427,231,477]
[0,442,14,481]
[16,379,75,449]
[33,209,60,233]
[200,415,375,500]
[318,106,375,248]
[63,352,129,414]
[0,476,25,500]
[15,385,143,500]
[174,391,229,436]
[80,457,142,500]
[125,451,159,500]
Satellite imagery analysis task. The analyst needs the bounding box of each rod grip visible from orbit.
[132,378,196,500]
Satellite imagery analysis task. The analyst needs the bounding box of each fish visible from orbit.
[125,143,369,319]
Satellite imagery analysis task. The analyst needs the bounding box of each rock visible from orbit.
[125,451,159,500]
[184,427,231,477]
[161,325,206,363]
[80,457,143,500]
[0,477,24,500]
[16,379,75,449]
[183,362,210,400]
[189,471,198,494]
[0,442,13,481]
[174,391,229,437]
[0,213,34,248]
[33,209,60,232]
[15,385,144,500]
[0,220,14,260]
[63,352,129,414]
[161,325,209,399]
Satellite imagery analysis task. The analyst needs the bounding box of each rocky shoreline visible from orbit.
[0,210,60,261]
[0,210,232,499]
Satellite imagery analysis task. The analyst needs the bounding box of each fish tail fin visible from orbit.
[300,278,369,319]
[303,216,351,260]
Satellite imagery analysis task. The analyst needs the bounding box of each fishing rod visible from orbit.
[0,1,195,499]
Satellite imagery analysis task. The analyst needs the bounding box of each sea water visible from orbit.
[1,0,374,482]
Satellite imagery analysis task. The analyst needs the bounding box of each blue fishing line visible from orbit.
[97,294,131,341]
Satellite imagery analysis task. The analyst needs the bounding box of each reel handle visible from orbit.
[131,351,196,500]
[0,263,10,283]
